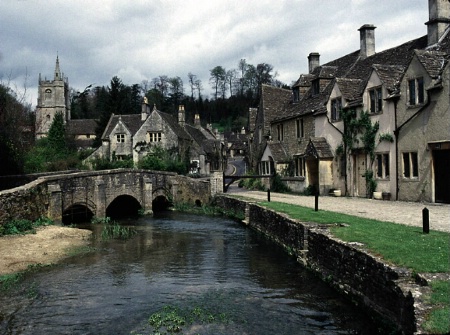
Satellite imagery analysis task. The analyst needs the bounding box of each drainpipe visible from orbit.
[393,90,431,200]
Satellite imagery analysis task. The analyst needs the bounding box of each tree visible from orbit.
[226,69,237,98]
[0,82,33,175]
[47,111,67,154]
[209,66,226,100]
[187,72,197,100]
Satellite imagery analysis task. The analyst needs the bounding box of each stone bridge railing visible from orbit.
[0,169,220,224]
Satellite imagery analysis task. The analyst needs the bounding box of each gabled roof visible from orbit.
[371,64,405,95]
[335,78,363,102]
[266,142,290,162]
[414,49,448,79]
[305,137,333,159]
[157,111,191,140]
[102,114,142,139]
[292,73,314,88]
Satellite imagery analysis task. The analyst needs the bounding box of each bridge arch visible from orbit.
[106,195,142,219]
[152,187,172,212]
[62,202,95,225]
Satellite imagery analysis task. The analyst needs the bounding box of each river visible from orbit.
[0,212,388,334]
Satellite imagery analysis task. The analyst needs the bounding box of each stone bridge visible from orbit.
[0,169,221,225]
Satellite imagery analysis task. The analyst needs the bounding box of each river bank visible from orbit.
[0,226,92,276]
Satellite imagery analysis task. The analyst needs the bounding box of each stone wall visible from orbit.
[213,195,421,334]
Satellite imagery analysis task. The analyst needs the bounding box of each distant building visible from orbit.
[35,56,96,148]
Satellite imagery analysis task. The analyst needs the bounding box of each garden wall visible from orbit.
[213,195,421,334]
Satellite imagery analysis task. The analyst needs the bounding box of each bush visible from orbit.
[270,174,290,193]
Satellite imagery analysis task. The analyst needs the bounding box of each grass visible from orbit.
[0,264,51,293]
[257,201,450,334]
[260,201,449,273]
[423,281,450,333]
[100,220,137,240]
[0,217,53,236]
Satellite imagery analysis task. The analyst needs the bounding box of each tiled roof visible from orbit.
[415,50,448,79]
[305,137,333,159]
[335,78,363,102]
[158,111,191,140]
[260,84,292,123]
[103,114,143,138]
[66,119,97,135]
[267,142,290,162]
[372,64,405,95]
[292,74,314,88]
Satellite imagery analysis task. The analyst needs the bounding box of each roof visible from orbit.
[66,119,97,135]
[266,142,290,162]
[415,49,448,79]
[102,114,143,138]
[335,78,363,102]
[371,64,405,95]
[158,111,191,140]
[305,137,333,159]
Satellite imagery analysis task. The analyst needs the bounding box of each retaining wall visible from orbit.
[214,195,423,334]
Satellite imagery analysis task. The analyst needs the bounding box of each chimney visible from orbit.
[359,24,376,58]
[426,0,450,46]
[178,105,185,127]
[308,52,320,73]
[194,113,201,127]
[141,97,150,121]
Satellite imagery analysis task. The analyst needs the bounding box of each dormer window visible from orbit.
[312,79,320,95]
[369,86,382,113]
[293,87,300,102]
[408,77,424,106]
[331,97,342,121]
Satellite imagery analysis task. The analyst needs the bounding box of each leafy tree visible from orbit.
[138,145,188,174]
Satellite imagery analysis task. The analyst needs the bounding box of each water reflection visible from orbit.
[0,212,387,334]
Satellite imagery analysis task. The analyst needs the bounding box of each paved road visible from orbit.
[226,186,449,233]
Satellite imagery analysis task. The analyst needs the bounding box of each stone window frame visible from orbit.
[402,151,419,179]
[376,152,390,179]
[368,86,383,114]
[330,97,342,122]
[407,77,425,106]
[277,123,284,142]
[295,156,306,177]
[147,132,162,143]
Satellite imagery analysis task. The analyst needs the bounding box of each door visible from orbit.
[354,153,367,197]
[434,149,450,203]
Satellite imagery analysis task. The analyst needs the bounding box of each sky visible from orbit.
[0,0,429,109]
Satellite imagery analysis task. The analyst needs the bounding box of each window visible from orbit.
[277,124,284,141]
[293,87,300,102]
[116,134,125,143]
[260,161,271,175]
[258,128,262,144]
[402,152,418,178]
[45,89,52,100]
[331,98,342,121]
[312,79,320,95]
[295,157,306,177]
[296,119,304,139]
[408,77,424,106]
[369,87,383,113]
[376,153,390,179]
[148,132,162,142]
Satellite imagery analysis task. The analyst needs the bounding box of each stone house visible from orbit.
[90,102,224,176]
[252,0,450,203]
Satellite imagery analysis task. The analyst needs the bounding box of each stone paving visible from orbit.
[226,186,449,233]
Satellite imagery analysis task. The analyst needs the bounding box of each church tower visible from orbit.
[35,56,71,138]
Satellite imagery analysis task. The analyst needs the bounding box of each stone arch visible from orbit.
[62,202,95,225]
[152,187,173,212]
[106,194,142,219]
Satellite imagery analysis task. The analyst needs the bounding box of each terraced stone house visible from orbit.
[251,0,450,203]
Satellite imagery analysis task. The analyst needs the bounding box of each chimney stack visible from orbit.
[141,97,150,121]
[178,105,185,127]
[359,24,376,59]
[426,0,450,46]
[194,113,201,127]
[308,52,320,73]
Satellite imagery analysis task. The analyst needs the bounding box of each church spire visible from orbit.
[54,55,61,80]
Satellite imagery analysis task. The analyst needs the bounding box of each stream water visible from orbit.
[0,212,388,334]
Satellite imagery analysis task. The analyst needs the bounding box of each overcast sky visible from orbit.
[1,0,429,108]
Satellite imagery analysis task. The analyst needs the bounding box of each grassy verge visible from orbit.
[259,201,449,273]
[258,201,450,333]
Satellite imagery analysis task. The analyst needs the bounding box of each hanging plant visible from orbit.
[378,133,394,143]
